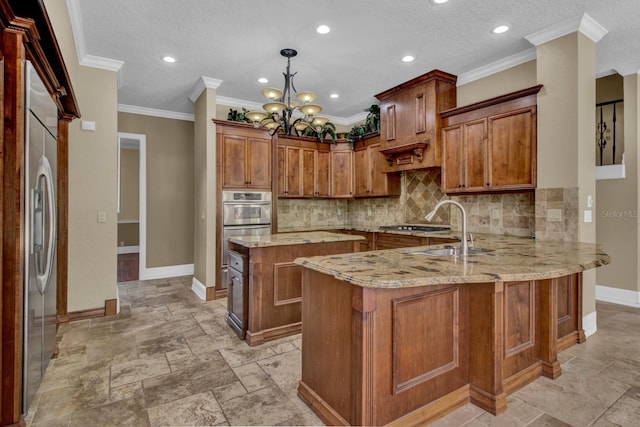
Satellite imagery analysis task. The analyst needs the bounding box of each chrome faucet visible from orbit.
[425,200,469,257]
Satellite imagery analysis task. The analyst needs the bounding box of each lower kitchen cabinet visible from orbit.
[226,250,248,339]
[227,235,361,345]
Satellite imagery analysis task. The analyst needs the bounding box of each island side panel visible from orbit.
[246,240,358,346]
[298,268,354,426]
[555,273,585,351]
[368,284,471,426]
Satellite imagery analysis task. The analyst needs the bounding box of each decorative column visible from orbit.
[191,77,222,300]
[526,14,607,331]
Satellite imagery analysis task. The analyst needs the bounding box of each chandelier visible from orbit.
[245,48,330,136]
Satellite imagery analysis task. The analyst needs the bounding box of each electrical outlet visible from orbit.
[491,208,501,220]
[97,211,106,223]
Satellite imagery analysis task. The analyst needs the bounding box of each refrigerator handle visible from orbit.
[34,156,56,295]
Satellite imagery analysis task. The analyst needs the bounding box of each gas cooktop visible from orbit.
[379,224,451,233]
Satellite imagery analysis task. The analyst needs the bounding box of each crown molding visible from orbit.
[457,48,536,86]
[525,13,608,46]
[189,76,224,102]
[67,0,124,74]
[215,96,264,111]
[118,104,195,122]
[335,111,367,126]
[80,54,124,72]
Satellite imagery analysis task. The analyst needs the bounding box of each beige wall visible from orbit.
[118,148,139,221]
[596,74,639,292]
[457,61,537,107]
[118,113,194,268]
[44,0,119,312]
[194,89,218,287]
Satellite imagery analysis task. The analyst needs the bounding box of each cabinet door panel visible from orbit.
[277,146,286,197]
[222,135,248,188]
[354,147,369,196]
[488,108,534,188]
[247,137,272,189]
[302,148,316,197]
[286,146,302,197]
[316,150,330,197]
[463,119,487,191]
[369,143,389,196]
[330,150,353,198]
[442,125,463,192]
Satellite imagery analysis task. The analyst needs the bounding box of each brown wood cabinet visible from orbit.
[441,85,542,194]
[354,134,401,197]
[218,123,272,190]
[298,270,585,426]
[227,238,361,346]
[278,135,331,198]
[330,143,354,198]
[375,233,458,250]
[375,70,457,172]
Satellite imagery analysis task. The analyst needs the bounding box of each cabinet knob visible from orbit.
[486,183,490,186]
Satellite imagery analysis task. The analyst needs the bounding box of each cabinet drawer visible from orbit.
[375,233,427,249]
[228,250,247,273]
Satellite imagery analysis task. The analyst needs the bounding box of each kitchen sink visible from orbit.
[409,246,494,257]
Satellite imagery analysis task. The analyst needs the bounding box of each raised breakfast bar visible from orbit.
[294,235,610,426]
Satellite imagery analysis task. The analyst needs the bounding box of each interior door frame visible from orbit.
[117,132,146,281]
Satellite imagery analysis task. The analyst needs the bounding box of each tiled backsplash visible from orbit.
[277,168,537,237]
[535,188,579,242]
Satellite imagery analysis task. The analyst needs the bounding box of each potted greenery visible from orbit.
[346,104,380,144]
[227,108,252,123]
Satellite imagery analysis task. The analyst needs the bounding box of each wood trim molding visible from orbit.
[56,118,69,319]
[59,299,118,323]
[440,85,543,118]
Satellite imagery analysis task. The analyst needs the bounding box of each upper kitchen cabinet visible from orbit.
[354,133,401,197]
[277,135,331,198]
[214,120,273,190]
[330,143,354,198]
[375,70,457,172]
[440,85,542,194]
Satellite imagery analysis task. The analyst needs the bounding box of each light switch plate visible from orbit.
[547,209,562,222]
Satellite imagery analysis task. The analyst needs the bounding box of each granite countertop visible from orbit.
[228,231,365,248]
[294,234,610,289]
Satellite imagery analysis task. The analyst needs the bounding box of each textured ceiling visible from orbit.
[71,0,640,121]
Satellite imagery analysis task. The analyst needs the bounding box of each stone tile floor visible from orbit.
[26,276,640,426]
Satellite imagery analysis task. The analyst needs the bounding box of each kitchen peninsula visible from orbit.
[294,234,610,426]
[226,231,364,345]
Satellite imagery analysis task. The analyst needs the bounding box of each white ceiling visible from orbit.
[68,0,640,122]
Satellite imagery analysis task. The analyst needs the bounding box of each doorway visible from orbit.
[117,132,146,282]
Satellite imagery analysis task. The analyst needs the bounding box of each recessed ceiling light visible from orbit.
[432,0,449,4]
[401,55,415,63]
[330,93,339,99]
[317,25,330,34]
[162,56,176,63]
[258,77,268,83]
[492,25,510,34]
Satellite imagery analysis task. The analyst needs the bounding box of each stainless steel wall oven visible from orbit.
[221,191,272,288]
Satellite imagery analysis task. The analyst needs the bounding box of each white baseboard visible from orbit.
[583,311,597,337]
[191,277,206,300]
[596,285,640,308]
[117,245,140,254]
[141,263,194,280]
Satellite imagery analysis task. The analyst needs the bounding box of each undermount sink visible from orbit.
[409,246,495,257]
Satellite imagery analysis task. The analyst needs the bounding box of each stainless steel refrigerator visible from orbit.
[22,60,58,413]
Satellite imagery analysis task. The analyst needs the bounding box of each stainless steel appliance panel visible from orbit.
[220,224,271,289]
[23,61,58,414]
[222,203,272,226]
